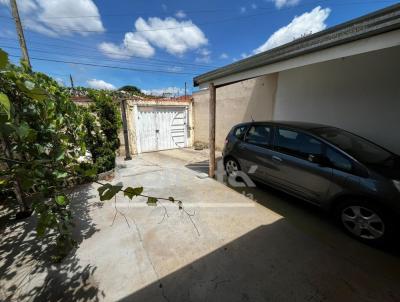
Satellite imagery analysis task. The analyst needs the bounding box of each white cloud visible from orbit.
[98,32,155,59]
[99,17,208,59]
[167,66,184,72]
[135,17,208,56]
[175,10,186,19]
[195,48,211,63]
[240,6,247,13]
[220,53,229,59]
[272,0,301,9]
[87,79,116,90]
[142,86,184,96]
[195,56,211,63]
[0,0,104,37]
[251,3,258,9]
[253,6,331,54]
[197,48,211,56]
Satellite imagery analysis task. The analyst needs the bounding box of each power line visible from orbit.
[7,54,199,75]
[0,7,242,20]
[0,44,212,71]
[4,0,396,35]
[0,39,219,68]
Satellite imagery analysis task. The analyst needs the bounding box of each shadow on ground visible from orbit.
[190,159,400,256]
[185,156,222,174]
[0,183,104,302]
[119,219,400,302]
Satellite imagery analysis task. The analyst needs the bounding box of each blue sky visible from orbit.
[0,0,398,95]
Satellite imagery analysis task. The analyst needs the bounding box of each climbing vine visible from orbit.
[86,89,121,173]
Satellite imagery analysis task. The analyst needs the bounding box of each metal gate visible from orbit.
[136,106,188,153]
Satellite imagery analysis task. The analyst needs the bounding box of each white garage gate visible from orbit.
[135,106,188,153]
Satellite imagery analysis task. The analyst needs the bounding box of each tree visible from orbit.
[118,85,142,95]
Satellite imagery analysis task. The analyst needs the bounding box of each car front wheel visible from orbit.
[225,158,240,177]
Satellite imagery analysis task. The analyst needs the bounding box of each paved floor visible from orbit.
[1,148,400,302]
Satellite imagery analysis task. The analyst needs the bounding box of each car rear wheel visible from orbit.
[225,158,240,177]
[335,200,392,245]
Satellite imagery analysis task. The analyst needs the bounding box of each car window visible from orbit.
[233,126,247,139]
[275,128,322,159]
[326,147,353,172]
[245,125,271,147]
[313,127,392,165]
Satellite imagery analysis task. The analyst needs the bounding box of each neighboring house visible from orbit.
[70,91,194,156]
[193,4,400,155]
[123,96,194,155]
[70,96,93,107]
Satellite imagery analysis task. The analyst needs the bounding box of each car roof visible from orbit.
[237,121,332,131]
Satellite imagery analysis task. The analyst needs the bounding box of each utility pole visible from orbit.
[10,0,31,69]
[69,74,74,89]
[184,82,187,99]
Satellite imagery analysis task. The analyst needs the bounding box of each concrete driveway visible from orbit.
[1,148,400,302]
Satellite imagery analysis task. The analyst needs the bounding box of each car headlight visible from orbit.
[393,180,400,191]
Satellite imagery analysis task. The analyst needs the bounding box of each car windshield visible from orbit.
[313,127,393,165]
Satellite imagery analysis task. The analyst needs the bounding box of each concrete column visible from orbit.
[209,83,216,177]
[120,99,132,160]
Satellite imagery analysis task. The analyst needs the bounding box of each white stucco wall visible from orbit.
[193,74,278,149]
[274,45,400,154]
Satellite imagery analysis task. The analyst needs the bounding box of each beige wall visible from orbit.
[274,45,400,154]
[193,74,278,149]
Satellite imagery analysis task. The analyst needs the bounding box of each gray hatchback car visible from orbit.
[223,121,400,245]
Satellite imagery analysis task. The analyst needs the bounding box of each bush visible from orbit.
[81,90,121,173]
[0,49,92,257]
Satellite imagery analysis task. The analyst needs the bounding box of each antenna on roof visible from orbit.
[251,115,255,122]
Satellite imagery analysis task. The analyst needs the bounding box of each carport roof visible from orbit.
[193,3,400,87]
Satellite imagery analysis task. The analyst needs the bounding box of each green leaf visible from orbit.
[0,49,8,69]
[0,93,11,122]
[83,167,97,177]
[80,141,86,155]
[15,122,31,139]
[124,186,143,200]
[98,183,123,201]
[55,195,68,206]
[55,150,65,161]
[0,177,8,185]
[20,59,31,73]
[28,88,47,101]
[24,80,35,90]
[146,197,158,206]
[20,177,34,190]
[53,171,68,179]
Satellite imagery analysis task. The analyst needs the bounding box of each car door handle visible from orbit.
[272,155,283,162]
